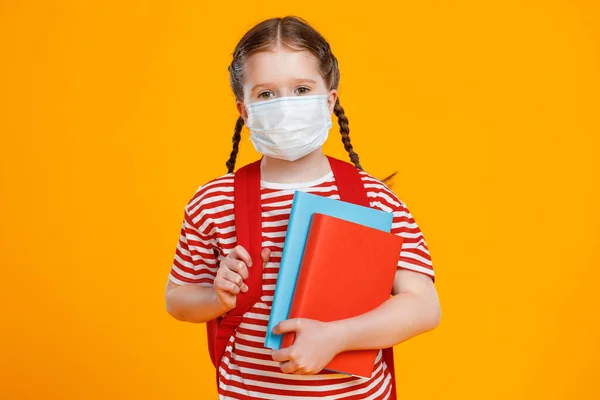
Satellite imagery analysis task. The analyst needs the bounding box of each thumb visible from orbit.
[261,247,271,264]
[273,318,302,335]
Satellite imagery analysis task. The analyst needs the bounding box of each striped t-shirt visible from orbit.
[169,168,435,399]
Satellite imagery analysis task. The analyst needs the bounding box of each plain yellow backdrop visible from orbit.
[1,1,599,399]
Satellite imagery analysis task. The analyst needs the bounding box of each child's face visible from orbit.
[236,46,338,123]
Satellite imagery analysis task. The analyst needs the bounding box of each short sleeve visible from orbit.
[168,208,220,287]
[362,173,435,280]
[390,201,435,280]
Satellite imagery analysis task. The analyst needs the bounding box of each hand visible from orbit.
[214,245,270,312]
[271,318,344,375]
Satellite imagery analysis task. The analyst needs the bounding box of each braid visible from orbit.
[332,97,397,188]
[333,98,362,170]
[226,116,244,173]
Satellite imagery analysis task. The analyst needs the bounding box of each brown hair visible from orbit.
[225,16,396,185]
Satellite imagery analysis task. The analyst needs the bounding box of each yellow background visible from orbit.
[1,1,599,399]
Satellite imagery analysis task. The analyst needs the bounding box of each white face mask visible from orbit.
[245,94,333,162]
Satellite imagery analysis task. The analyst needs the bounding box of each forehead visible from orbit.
[243,47,322,85]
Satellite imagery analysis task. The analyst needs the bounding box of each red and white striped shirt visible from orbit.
[169,168,435,399]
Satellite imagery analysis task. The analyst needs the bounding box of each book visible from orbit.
[279,213,404,378]
[264,191,394,350]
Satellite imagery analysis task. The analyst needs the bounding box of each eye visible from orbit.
[294,86,310,95]
[258,91,274,100]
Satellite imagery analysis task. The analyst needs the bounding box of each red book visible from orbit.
[281,213,404,378]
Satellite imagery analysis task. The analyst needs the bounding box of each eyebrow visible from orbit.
[251,79,318,92]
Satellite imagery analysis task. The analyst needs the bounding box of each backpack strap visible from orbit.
[326,156,369,205]
[231,158,264,310]
[326,155,398,400]
[206,159,263,372]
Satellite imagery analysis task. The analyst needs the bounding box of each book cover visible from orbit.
[264,191,394,350]
[280,213,404,378]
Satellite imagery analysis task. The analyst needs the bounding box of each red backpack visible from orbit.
[206,155,398,399]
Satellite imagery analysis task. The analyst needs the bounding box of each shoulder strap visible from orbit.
[232,158,264,309]
[326,155,369,206]
[206,159,263,371]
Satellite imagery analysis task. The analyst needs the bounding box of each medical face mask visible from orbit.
[245,94,333,162]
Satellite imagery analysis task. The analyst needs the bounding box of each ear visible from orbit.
[327,89,338,115]
[236,100,249,123]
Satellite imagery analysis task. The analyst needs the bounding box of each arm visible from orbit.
[165,246,268,324]
[165,196,256,323]
[330,268,440,352]
[165,281,229,323]
[271,269,440,374]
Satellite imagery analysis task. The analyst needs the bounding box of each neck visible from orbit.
[260,149,332,184]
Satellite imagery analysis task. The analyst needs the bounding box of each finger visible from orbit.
[279,360,299,374]
[292,366,309,375]
[216,279,241,295]
[271,347,295,363]
[221,257,249,281]
[261,247,271,264]
[272,318,302,335]
[230,245,253,267]
[220,268,248,293]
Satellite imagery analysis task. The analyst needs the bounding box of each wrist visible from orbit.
[327,319,351,354]
[211,287,233,316]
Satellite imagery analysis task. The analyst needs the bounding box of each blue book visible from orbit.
[264,191,394,350]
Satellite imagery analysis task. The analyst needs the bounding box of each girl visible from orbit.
[165,16,440,399]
